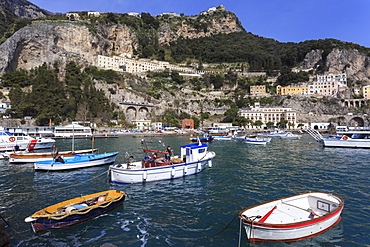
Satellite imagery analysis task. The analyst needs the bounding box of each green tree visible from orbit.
[254,120,263,129]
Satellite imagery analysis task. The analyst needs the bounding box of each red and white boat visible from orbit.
[0,130,55,152]
[239,192,344,242]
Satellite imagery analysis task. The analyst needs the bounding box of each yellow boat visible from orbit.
[25,190,126,232]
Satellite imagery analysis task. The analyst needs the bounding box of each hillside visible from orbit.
[0,1,370,127]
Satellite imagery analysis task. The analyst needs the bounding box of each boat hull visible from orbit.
[239,192,344,242]
[27,190,125,232]
[34,152,118,171]
[0,140,55,152]
[110,152,215,184]
[242,214,342,242]
[322,138,370,148]
[8,149,98,163]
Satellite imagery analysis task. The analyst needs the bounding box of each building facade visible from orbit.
[132,119,151,131]
[238,103,297,129]
[276,84,309,95]
[250,85,269,96]
[180,119,194,129]
[97,55,196,74]
[362,85,370,99]
[308,72,347,96]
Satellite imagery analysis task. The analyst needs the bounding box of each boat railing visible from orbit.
[304,127,324,142]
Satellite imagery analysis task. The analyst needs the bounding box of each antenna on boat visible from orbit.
[141,139,148,151]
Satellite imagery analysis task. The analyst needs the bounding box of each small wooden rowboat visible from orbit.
[25,190,126,232]
[239,192,344,242]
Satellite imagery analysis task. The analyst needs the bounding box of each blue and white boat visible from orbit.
[34,152,119,171]
[109,142,216,184]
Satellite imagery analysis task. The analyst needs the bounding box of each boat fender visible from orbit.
[184,165,188,175]
[66,206,76,213]
[197,162,201,172]
[171,167,175,177]
[208,159,212,168]
[342,135,349,140]
[143,170,147,181]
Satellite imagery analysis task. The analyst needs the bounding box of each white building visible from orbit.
[54,123,92,137]
[132,119,151,131]
[238,103,297,129]
[97,55,196,74]
[151,122,163,131]
[308,72,347,96]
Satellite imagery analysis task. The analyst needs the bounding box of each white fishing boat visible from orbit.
[279,132,302,140]
[0,129,55,152]
[213,135,233,141]
[244,136,271,145]
[258,129,288,137]
[239,192,344,242]
[306,128,370,148]
[34,152,119,171]
[109,141,216,184]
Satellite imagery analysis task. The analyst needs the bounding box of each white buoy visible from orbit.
[171,167,175,177]
[143,170,147,181]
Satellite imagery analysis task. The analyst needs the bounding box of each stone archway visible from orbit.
[126,107,137,121]
[138,107,150,120]
[348,117,364,127]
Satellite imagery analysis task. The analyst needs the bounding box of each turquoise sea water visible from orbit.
[1,134,369,246]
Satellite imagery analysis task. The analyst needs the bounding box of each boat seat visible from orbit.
[266,204,311,224]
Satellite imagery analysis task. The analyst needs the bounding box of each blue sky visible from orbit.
[30,0,370,48]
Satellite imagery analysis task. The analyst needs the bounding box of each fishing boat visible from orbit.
[258,129,288,137]
[189,134,214,142]
[213,135,233,141]
[8,148,98,164]
[306,128,370,148]
[239,192,344,242]
[34,152,119,171]
[279,132,302,140]
[0,129,55,152]
[109,140,216,184]
[24,190,126,232]
[244,136,271,145]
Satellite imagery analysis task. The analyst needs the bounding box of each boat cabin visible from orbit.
[180,143,208,163]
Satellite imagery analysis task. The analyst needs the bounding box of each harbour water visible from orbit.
[1,134,369,246]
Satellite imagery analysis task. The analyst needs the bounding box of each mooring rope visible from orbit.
[203,213,240,239]
[48,193,125,220]
[0,213,24,238]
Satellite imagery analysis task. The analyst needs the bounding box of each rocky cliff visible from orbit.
[0,21,138,75]
[157,7,244,45]
[298,48,370,82]
[0,6,243,75]
[0,0,51,19]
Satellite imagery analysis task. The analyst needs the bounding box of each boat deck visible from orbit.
[266,203,319,224]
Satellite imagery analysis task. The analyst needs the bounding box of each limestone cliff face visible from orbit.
[0,0,51,18]
[158,11,243,46]
[0,21,138,75]
[298,48,370,82]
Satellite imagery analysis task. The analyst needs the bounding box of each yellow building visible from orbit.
[250,85,269,96]
[362,85,370,99]
[276,85,309,95]
[131,120,151,131]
